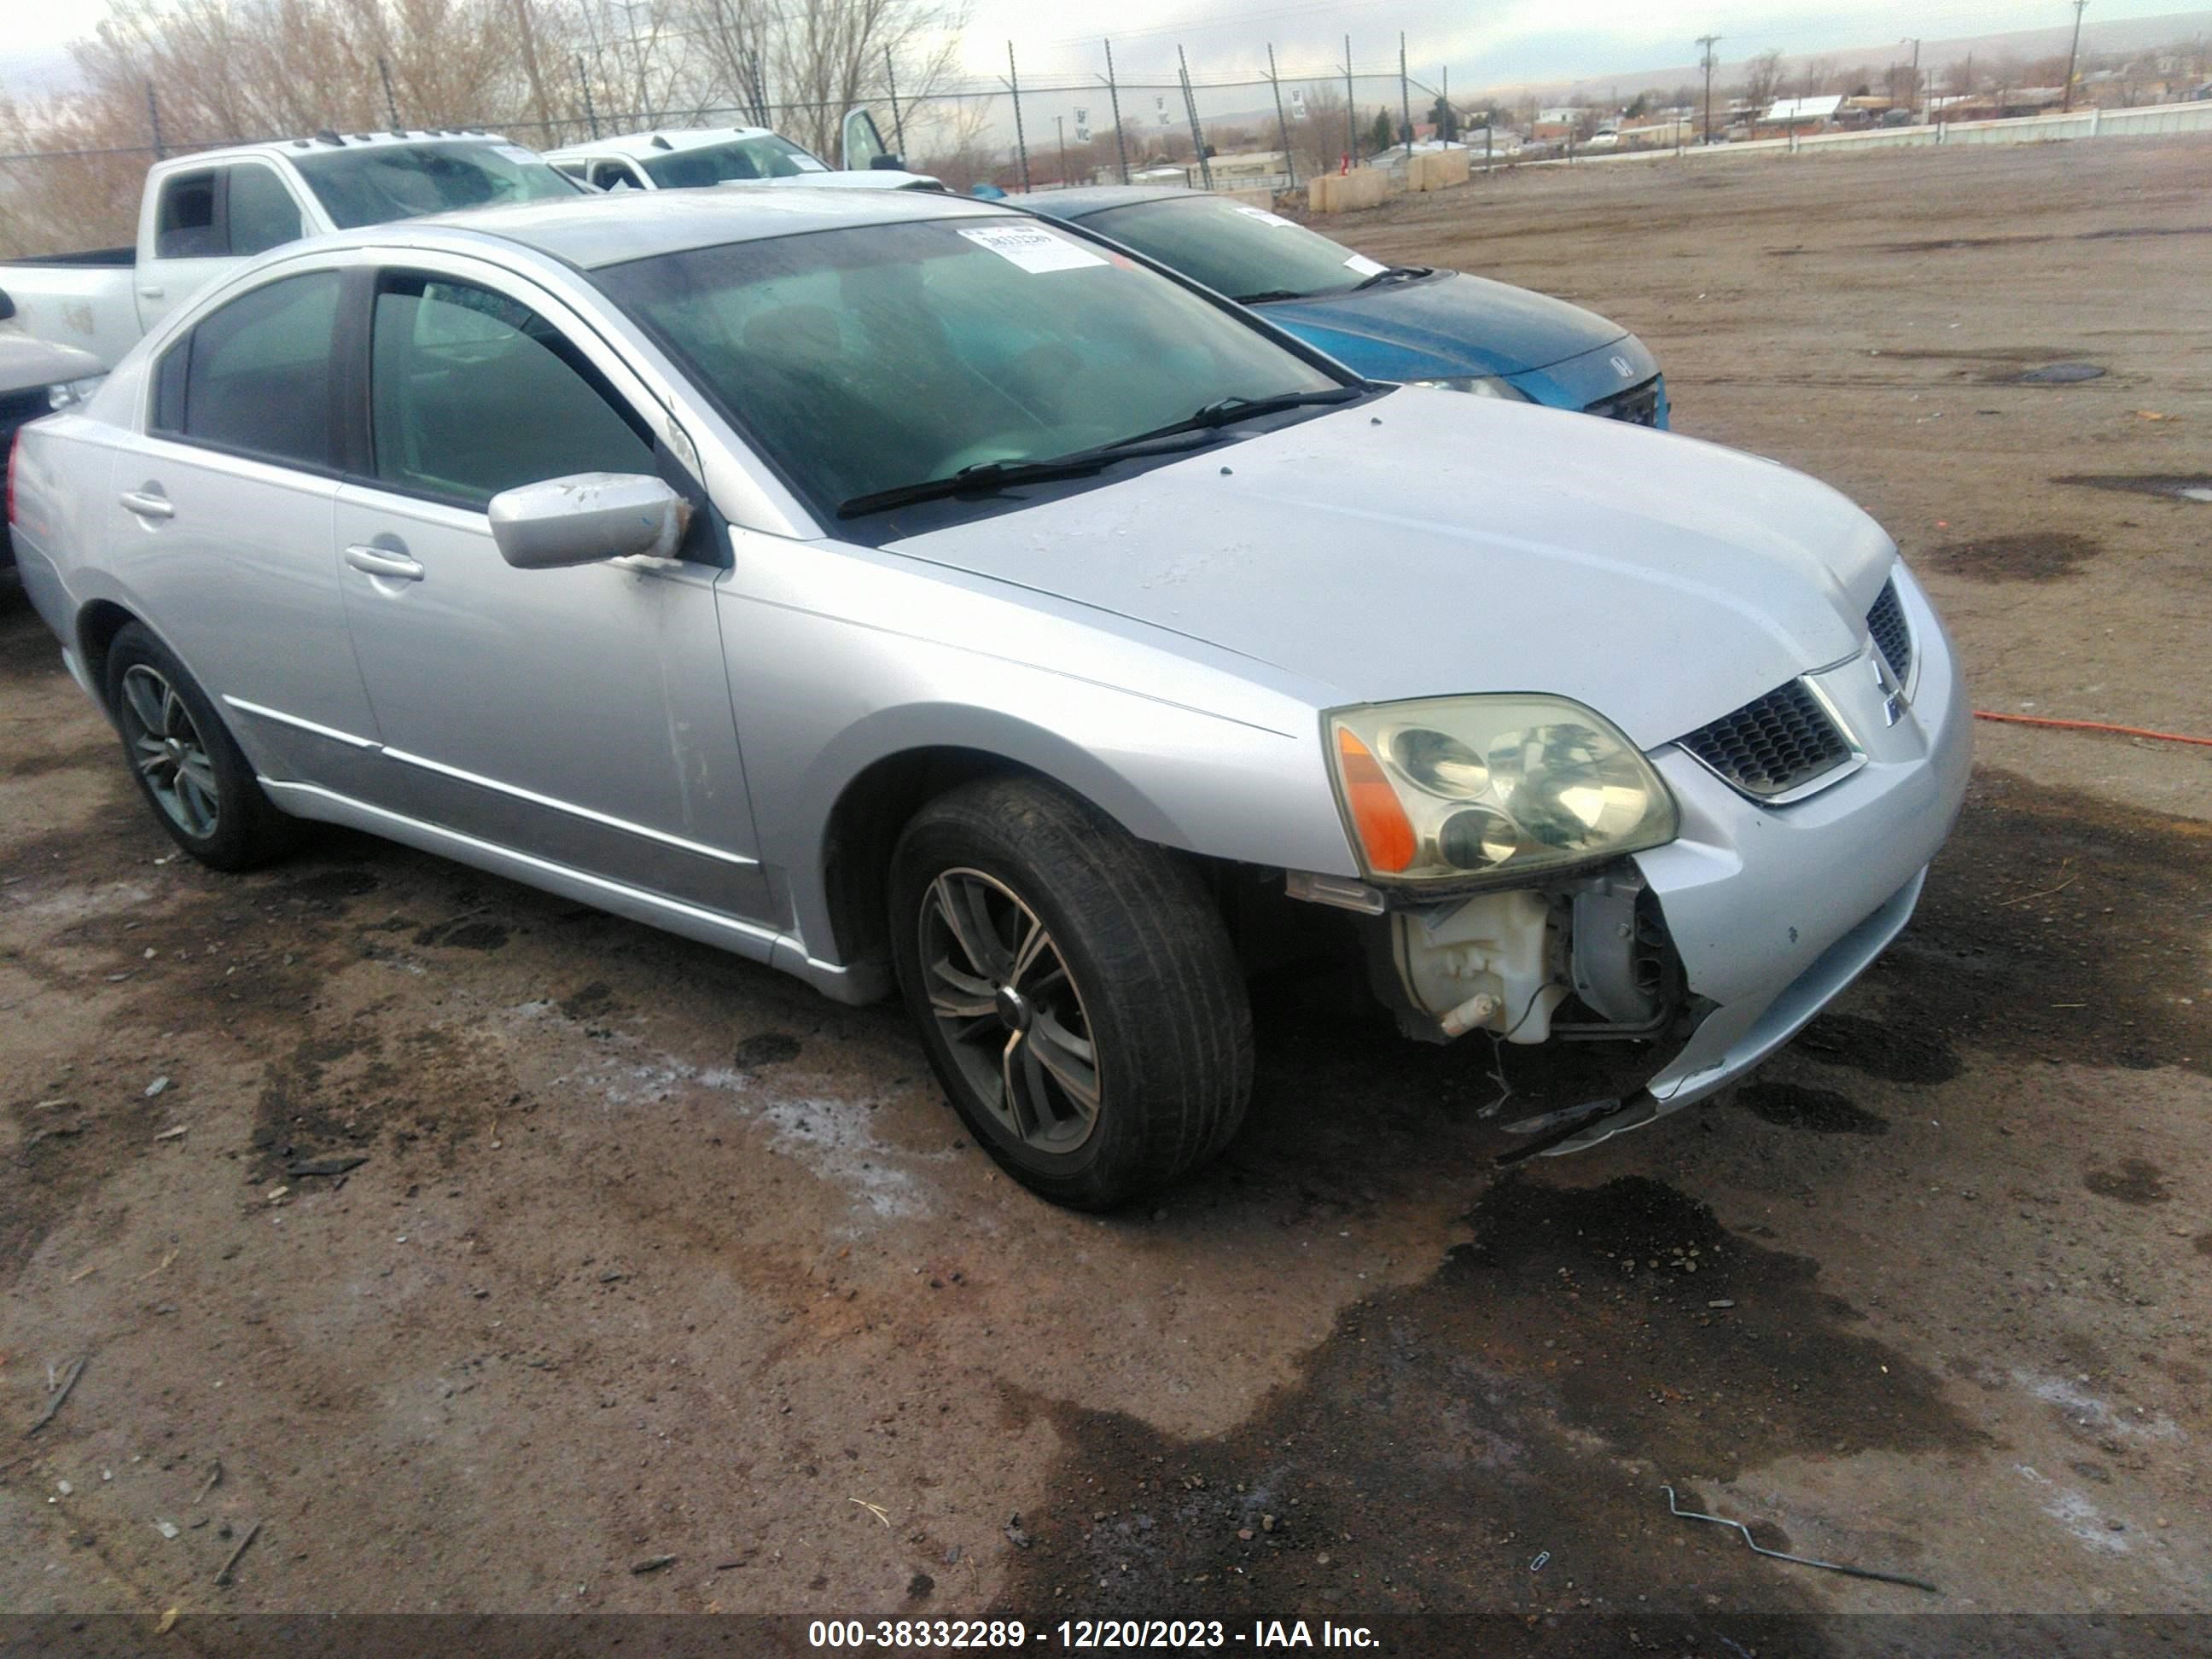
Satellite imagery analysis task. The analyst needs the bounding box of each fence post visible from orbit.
[1103,39,1129,184]
[1267,43,1295,189]
[1007,42,1032,192]
[1177,47,1213,190]
[144,81,166,161]
[1343,35,1356,167]
[577,55,600,138]
[884,49,905,157]
[1400,33,1412,157]
[377,55,401,127]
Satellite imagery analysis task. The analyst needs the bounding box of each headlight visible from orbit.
[1401,375,1532,400]
[1327,696,1678,884]
[47,375,106,411]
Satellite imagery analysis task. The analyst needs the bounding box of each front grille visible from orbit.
[1586,375,1660,426]
[1866,578,1912,683]
[1679,679,1853,799]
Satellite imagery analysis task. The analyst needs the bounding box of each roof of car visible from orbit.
[416,184,1018,269]
[1017,185,1202,219]
[543,126,806,163]
[157,131,528,170]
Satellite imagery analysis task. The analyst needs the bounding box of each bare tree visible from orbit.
[0,0,595,256]
[676,0,965,159]
[912,93,1000,192]
[1738,48,1785,112]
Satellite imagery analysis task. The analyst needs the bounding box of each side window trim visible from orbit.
[144,267,348,479]
[354,265,661,515]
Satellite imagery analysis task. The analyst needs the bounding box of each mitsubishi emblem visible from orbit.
[1871,650,1908,726]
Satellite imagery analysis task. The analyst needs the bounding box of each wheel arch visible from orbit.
[806,708,1199,978]
[75,598,143,711]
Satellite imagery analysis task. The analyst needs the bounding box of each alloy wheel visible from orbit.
[119,664,220,838]
[918,867,1102,1154]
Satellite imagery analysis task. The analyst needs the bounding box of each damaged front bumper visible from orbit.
[1359,564,1972,1155]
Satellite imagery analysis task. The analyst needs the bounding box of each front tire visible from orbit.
[105,622,298,871]
[889,776,1253,1210]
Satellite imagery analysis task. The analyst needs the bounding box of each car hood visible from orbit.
[882,391,1895,749]
[1258,270,1629,381]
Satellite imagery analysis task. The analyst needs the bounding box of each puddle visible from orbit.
[1737,1081,1889,1136]
[2055,474,2212,504]
[1923,533,2098,582]
[2013,364,2105,385]
[1008,1174,1972,1619]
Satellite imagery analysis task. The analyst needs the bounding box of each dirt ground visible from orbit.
[2,137,2208,1641]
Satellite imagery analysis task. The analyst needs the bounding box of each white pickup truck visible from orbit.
[0,130,582,370]
[545,109,943,194]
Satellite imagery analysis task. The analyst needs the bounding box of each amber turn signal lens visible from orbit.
[1336,725,1417,873]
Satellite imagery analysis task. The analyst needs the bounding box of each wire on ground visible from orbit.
[1973,712,2212,749]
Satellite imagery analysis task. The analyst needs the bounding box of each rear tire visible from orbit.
[105,621,299,871]
[889,775,1253,1210]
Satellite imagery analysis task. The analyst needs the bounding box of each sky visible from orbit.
[3,0,2203,107]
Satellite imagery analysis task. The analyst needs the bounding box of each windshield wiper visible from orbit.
[1350,264,1434,291]
[837,430,1220,518]
[1113,386,1362,445]
[1232,288,1312,304]
[836,387,1363,518]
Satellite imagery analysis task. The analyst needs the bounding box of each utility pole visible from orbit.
[1266,43,1296,189]
[1697,34,1722,146]
[1102,40,1129,184]
[2063,0,2089,112]
[1900,38,1921,119]
[1055,115,1068,184]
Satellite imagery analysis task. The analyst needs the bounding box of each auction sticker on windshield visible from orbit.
[1234,206,1297,228]
[1342,253,1388,276]
[958,224,1107,273]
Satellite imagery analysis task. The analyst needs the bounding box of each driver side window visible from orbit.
[369,274,656,508]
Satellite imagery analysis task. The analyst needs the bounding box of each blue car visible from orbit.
[1022,186,1667,427]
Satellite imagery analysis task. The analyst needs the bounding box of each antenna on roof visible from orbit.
[314,129,344,146]
[649,133,673,149]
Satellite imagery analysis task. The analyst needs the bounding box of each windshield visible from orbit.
[1080,195,1388,303]
[293,142,580,230]
[597,217,1341,515]
[643,136,828,188]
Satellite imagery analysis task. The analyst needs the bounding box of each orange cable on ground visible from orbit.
[1973,711,2212,748]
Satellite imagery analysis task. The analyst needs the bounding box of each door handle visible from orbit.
[138,285,165,299]
[119,489,173,520]
[344,544,425,581]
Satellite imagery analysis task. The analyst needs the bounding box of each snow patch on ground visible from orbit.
[502,998,928,1218]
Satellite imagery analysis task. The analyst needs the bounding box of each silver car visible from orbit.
[7,189,1970,1208]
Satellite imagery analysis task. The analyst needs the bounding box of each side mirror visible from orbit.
[867,154,906,171]
[0,287,15,323]
[487,473,688,570]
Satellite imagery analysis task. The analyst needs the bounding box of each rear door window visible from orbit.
[154,172,222,259]
[367,274,655,506]
[154,271,343,469]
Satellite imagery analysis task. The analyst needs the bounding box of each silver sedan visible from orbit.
[8,188,1970,1208]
